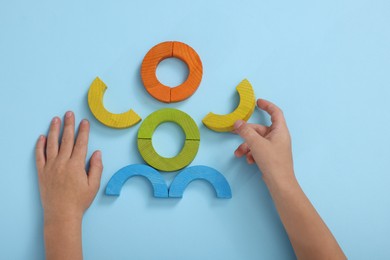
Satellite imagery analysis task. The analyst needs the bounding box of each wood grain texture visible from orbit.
[140,41,203,103]
[137,108,200,171]
[202,79,255,132]
[170,41,203,102]
[105,164,168,198]
[138,139,199,172]
[169,165,232,199]
[138,108,200,140]
[140,41,172,103]
[145,84,171,103]
[141,41,173,90]
[88,77,142,128]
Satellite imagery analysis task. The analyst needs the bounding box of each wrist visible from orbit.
[262,169,299,194]
[43,209,84,260]
[44,209,83,227]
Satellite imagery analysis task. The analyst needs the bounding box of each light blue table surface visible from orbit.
[1,0,389,259]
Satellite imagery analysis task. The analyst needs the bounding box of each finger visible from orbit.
[46,117,61,160]
[257,99,286,127]
[59,111,75,158]
[72,119,90,161]
[246,152,255,164]
[234,120,266,149]
[245,123,268,136]
[35,135,47,172]
[234,142,249,158]
[88,151,103,192]
[232,123,268,136]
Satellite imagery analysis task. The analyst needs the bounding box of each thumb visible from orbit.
[88,150,103,192]
[234,120,265,148]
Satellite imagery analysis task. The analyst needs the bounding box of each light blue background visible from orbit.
[1,0,389,259]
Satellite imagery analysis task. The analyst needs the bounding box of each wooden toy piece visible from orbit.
[105,164,168,198]
[202,79,255,132]
[141,41,173,103]
[169,165,232,199]
[141,41,173,89]
[138,139,200,172]
[170,41,203,102]
[145,85,170,103]
[140,41,203,103]
[138,108,200,140]
[88,77,142,128]
[137,108,200,172]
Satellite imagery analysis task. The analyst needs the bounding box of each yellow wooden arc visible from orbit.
[88,77,142,128]
[202,79,255,132]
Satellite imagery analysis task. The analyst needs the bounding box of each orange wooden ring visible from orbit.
[141,41,203,103]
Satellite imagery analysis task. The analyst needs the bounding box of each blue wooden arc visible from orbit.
[169,165,232,199]
[105,164,169,198]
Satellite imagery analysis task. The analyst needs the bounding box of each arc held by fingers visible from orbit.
[141,41,203,103]
[202,79,256,132]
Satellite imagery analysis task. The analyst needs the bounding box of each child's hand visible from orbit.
[35,111,103,223]
[234,99,346,259]
[234,99,294,185]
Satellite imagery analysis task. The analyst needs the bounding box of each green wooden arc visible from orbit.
[137,108,200,172]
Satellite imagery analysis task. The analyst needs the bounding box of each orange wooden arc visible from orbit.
[141,41,203,103]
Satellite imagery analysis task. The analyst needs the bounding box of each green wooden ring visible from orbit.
[137,108,200,172]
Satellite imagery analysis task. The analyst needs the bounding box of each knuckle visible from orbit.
[61,136,68,144]
[91,160,103,170]
[241,126,255,138]
[273,105,282,115]
[76,139,88,148]
[69,159,81,168]
[36,157,45,164]
[61,135,74,145]
[56,157,68,167]
[97,163,104,170]
[239,125,250,135]
[46,141,57,149]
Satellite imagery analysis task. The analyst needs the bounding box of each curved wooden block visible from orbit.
[105,164,168,198]
[170,41,203,102]
[88,77,142,128]
[146,84,170,103]
[169,165,232,199]
[202,79,255,132]
[141,41,173,90]
[141,41,203,103]
[137,108,200,172]
[138,139,200,172]
[138,108,200,140]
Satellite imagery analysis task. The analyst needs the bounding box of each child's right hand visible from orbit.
[234,99,295,187]
[235,99,346,259]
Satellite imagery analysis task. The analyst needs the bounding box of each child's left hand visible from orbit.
[35,111,103,223]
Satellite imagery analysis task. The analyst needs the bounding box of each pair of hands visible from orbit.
[35,100,347,260]
[35,99,293,219]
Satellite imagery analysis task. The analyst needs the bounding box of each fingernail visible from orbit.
[65,111,73,118]
[234,120,244,130]
[96,150,102,159]
[256,99,262,108]
[52,117,59,124]
[38,135,45,141]
[81,119,89,125]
